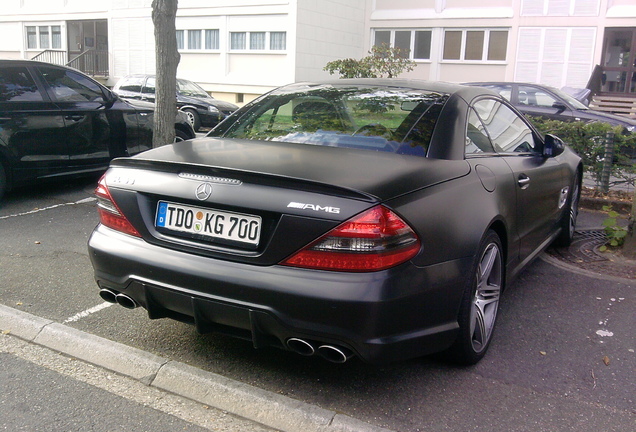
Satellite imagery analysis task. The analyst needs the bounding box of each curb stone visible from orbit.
[0,303,393,432]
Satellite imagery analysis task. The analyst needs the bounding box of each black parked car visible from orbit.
[89,79,582,365]
[0,59,195,202]
[113,74,238,131]
[466,82,636,132]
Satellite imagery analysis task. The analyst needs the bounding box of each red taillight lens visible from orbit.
[281,205,420,272]
[95,175,141,238]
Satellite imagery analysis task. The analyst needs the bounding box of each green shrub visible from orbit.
[529,117,635,186]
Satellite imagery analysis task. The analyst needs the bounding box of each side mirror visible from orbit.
[552,102,567,114]
[543,133,565,157]
[103,88,119,108]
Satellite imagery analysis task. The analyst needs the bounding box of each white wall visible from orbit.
[295,0,367,82]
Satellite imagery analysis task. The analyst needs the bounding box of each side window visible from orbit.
[518,86,557,108]
[473,99,537,153]
[483,84,512,102]
[117,76,144,93]
[0,67,44,102]
[142,77,155,95]
[466,108,495,154]
[38,67,105,103]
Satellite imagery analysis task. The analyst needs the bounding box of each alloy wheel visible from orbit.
[470,241,502,353]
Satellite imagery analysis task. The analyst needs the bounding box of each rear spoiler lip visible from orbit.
[108,157,380,203]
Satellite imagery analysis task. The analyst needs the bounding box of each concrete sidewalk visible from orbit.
[0,303,392,432]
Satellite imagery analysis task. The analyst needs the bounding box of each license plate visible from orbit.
[156,201,261,246]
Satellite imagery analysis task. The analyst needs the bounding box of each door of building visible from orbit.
[67,20,108,76]
[600,28,636,96]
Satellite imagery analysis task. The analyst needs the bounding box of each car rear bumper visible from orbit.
[88,225,471,364]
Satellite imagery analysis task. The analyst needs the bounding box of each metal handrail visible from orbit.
[66,49,109,77]
[30,49,67,65]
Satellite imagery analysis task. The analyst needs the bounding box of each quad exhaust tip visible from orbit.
[286,338,353,363]
[99,288,138,309]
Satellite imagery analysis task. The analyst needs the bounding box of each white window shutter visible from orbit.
[573,0,600,16]
[521,0,545,16]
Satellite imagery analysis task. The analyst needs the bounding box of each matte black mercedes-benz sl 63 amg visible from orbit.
[88,79,582,365]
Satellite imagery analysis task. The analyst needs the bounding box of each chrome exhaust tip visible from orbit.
[286,338,316,356]
[99,289,118,304]
[115,293,138,309]
[317,345,353,363]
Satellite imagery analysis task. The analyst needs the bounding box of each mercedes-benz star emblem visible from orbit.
[195,183,213,201]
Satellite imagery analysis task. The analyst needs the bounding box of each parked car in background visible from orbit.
[89,79,582,365]
[465,82,636,132]
[113,74,238,131]
[0,59,195,202]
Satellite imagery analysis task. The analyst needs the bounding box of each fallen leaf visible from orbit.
[16,302,22,306]
[603,356,610,366]
[540,351,547,356]
[34,241,41,245]
[1,330,10,335]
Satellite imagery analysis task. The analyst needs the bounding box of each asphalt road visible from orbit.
[1,178,634,432]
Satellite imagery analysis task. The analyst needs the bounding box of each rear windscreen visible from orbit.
[211,84,449,157]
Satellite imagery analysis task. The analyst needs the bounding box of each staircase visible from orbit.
[30,49,109,78]
[589,95,636,119]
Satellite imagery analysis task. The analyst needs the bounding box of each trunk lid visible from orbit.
[103,138,469,265]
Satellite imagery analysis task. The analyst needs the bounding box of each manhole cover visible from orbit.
[548,230,608,264]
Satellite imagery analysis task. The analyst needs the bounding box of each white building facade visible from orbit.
[0,0,634,104]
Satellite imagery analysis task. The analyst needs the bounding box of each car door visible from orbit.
[472,98,567,261]
[0,64,69,182]
[36,64,124,170]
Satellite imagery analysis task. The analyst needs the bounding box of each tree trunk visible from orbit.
[151,0,180,147]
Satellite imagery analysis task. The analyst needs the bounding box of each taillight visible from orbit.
[95,175,141,238]
[281,205,420,272]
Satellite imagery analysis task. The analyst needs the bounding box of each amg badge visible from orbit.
[287,202,340,214]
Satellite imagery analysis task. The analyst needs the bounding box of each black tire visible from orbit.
[554,174,581,247]
[174,128,190,142]
[445,230,503,365]
[0,163,6,203]
[183,109,201,132]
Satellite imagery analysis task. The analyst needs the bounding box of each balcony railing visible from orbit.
[30,49,109,77]
[30,49,67,65]
[67,49,109,77]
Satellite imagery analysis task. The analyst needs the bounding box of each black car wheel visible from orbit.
[183,109,201,131]
[174,129,190,142]
[446,230,503,365]
[554,174,581,247]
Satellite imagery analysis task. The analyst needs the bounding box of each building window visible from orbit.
[188,30,201,50]
[205,29,219,50]
[27,26,37,49]
[230,31,287,52]
[270,32,286,50]
[230,32,246,50]
[250,32,266,50]
[373,29,432,60]
[176,30,184,50]
[442,29,508,62]
[26,25,62,50]
[177,29,221,51]
[52,26,61,49]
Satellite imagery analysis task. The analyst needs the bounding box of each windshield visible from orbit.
[549,87,589,110]
[177,79,211,98]
[211,84,449,157]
